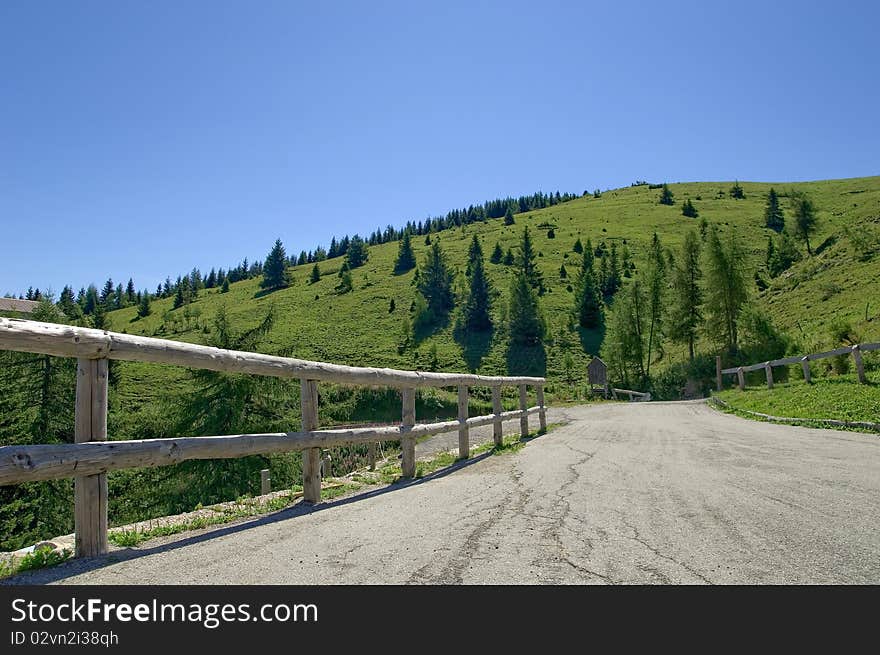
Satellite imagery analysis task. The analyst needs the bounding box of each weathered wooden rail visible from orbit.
[715,342,880,391]
[0,318,547,557]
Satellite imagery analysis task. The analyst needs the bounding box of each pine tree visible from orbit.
[604,241,621,298]
[100,278,115,307]
[574,239,603,329]
[573,237,583,254]
[559,264,567,279]
[261,238,290,290]
[730,180,745,199]
[669,230,703,363]
[792,192,818,254]
[503,248,515,266]
[345,235,369,268]
[681,198,699,218]
[517,227,544,293]
[659,183,675,205]
[490,242,503,264]
[221,278,230,293]
[764,188,785,233]
[173,284,185,309]
[416,241,455,321]
[309,264,321,284]
[137,290,152,318]
[509,271,545,345]
[58,286,80,319]
[125,278,136,303]
[461,236,493,331]
[336,262,353,294]
[394,231,417,274]
[705,227,749,352]
[504,206,515,225]
[644,233,667,379]
[297,251,307,266]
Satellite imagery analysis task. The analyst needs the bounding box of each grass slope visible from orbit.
[716,373,880,426]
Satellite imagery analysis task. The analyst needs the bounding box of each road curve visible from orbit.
[11,400,880,584]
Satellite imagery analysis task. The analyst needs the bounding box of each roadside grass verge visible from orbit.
[714,374,880,433]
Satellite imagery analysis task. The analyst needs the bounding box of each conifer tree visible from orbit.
[792,192,818,254]
[705,227,749,352]
[730,180,745,199]
[394,231,416,274]
[137,290,152,318]
[461,236,492,331]
[490,242,503,264]
[504,206,515,225]
[681,198,698,218]
[261,238,290,291]
[503,248,515,266]
[415,241,455,320]
[764,188,785,233]
[517,226,544,293]
[508,270,545,345]
[573,237,583,254]
[336,262,353,294]
[659,183,675,205]
[345,235,369,268]
[309,264,321,284]
[574,238,603,329]
[125,278,136,303]
[644,233,667,378]
[221,278,230,293]
[669,230,703,363]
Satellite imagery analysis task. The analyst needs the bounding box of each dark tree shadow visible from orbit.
[412,312,451,345]
[252,286,287,300]
[454,325,494,373]
[577,323,605,357]
[505,341,547,377]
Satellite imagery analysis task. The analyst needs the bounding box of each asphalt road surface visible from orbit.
[12,401,880,584]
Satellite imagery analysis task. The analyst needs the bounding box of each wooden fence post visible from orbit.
[801,356,812,384]
[492,386,503,446]
[300,379,321,503]
[765,363,774,390]
[368,443,376,471]
[400,388,416,478]
[260,469,271,496]
[737,367,745,391]
[853,345,867,384]
[716,356,722,392]
[519,384,529,438]
[74,358,109,558]
[536,384,547,433]
[457,385,469,459]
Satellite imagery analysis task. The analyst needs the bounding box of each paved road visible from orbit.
[12,401,880,584]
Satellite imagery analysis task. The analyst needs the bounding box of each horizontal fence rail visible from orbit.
[716,342,879,390]
[0,318,543,388]
[0,318,547,558]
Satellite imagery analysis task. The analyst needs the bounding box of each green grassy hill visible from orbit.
[108,176,880,392]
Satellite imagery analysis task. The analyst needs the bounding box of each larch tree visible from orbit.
[668,230,703,363]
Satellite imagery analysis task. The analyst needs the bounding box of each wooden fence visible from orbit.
[0,318,546,557]
[715,342,880,391]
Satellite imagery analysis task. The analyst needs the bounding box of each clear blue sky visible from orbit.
[2,0,878,296]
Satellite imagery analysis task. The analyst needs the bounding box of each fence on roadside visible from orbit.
[0,317,547,558]
[715,342,880,391]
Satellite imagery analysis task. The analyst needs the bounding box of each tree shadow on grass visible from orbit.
[412,312,451,346]
[505,341,547,377]
[577,323,605,357]
[453,325,494,373]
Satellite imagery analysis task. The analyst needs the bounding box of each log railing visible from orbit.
[715,342,880,391]
[0,318,547,557]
